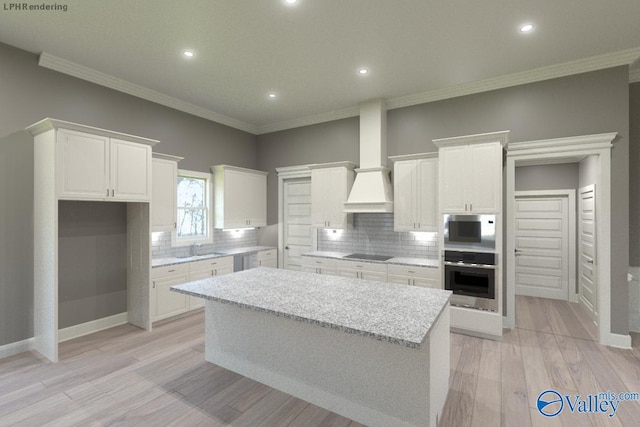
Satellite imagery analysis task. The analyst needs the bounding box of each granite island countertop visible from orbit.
[171,267,451,349]
[302,251,440,268]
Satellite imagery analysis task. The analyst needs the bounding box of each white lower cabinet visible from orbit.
[248,249,278,269]
[151,264,190,322]
[187,256,234,309]
[387,264,440,288]
[151,256,234,320]
[336,260,388,282]
[301,257,338,276]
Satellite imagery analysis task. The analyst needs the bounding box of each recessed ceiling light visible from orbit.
[284,0,298,5]
[268,92,277,99]
[358,68,369,75]
[520,24,534,33]
[183,50,195,57]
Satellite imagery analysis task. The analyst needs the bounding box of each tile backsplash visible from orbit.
[317,213,439,259]
[152,228,258,259]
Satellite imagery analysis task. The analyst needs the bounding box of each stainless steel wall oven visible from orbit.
[444,250,497,312]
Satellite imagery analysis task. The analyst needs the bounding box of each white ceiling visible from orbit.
[2,0,640,134]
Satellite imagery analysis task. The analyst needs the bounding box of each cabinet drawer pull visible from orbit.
[408,270,415,274]
[168,269,175,273]
[112,189,114,197]
[106,189,109,197]
[152,281,156,288]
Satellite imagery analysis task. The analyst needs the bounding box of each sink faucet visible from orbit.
[191,243,202,256]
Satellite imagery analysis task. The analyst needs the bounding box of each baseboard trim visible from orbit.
[0,337,35,359]
[606,332,632,349]
[58,312,128,343]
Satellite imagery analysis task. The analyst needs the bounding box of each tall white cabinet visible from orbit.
[212,165,268,229]
[389,153,438,232]
[27,118,158,362]
[152,153,183,232]
[309,162,356,229]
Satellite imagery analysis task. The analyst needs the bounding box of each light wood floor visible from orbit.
[1,296,639,426]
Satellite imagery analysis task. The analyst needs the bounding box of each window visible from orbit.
[174,170,212,245]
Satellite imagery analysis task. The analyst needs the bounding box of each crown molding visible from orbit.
[386,47,640,111]
[38,52,258,135]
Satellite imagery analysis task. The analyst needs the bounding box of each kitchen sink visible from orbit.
[343,253,394,262]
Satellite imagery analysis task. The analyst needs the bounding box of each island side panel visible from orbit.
[204,299,449,427]
[429,304,450,427]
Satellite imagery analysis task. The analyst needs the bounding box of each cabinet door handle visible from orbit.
[106,189,109,197]
[412,279,416,286]
[168,269,175,273]
[407,278,411,286]
[152,281,156,288]
[214,269,217,275]
[408,270,415,274]
[470,204,472,211]
[111,189,114,197]
[174,222,177,229]
[465,204,468,211]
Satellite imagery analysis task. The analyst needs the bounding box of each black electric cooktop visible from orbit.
[343,253,394,262]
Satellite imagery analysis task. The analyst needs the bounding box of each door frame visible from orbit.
[276,165,315,269]
[514,190,576,302]
[506,132,622,347]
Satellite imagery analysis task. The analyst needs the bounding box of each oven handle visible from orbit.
[443,261,497,270]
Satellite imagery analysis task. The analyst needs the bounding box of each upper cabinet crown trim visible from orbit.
[433,130,509,149]
[152,152,184,162]
[308,161,357,171]
[506,132,620,156]
[389,152,438,162]
[210,164,269,176]
[26,118,160,146]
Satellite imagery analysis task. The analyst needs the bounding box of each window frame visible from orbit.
[172,169,213,247]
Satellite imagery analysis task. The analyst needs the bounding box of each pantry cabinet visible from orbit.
[212,165,268,229]
[390,153,438,231]
[152,153,183,231]
[56,129,152,202]
[436,140,503,214]
[309,162,356,229]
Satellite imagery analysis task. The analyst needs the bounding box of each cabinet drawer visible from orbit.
[189,256,233,272]
[336,259,388,273]
[152,263,189,279]
[257,250,277,260]
[387,264,439,279]
[301,257,338,269]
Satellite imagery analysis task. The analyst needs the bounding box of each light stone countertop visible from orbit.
[152,246,276,268]
[302,251,440,268]
[171,267,451,349]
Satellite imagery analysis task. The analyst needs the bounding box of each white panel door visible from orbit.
[110,138,151,201]
[56,129,109,199]
[439,146,467,213]
[393,160,417,231]
[284,178,313,271]
[578,185,597,322]
[151,158,177,231]
[514,196,570,300]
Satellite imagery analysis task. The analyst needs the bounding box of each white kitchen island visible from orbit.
[171,267,451,427]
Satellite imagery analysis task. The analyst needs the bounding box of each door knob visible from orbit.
[285,246,290,250]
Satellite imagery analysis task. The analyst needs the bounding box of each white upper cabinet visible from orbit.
[310,162,355,229]
[44,122,155,202]
[152,154,183,232]
[435,132,508,214]
[390,154,438,231]
[212,165,268,229]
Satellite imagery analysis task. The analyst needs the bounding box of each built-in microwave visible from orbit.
[443,214,496,250]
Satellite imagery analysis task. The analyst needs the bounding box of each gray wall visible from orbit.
[58,202,127,329]
[515,164,579,192]
[630,83,640,266]
[0,42,258,346]
[257,67,630,334]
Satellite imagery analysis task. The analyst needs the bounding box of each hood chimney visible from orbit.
[343,100,393,213]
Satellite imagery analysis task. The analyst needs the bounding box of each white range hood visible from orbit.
[343,100,394,213]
